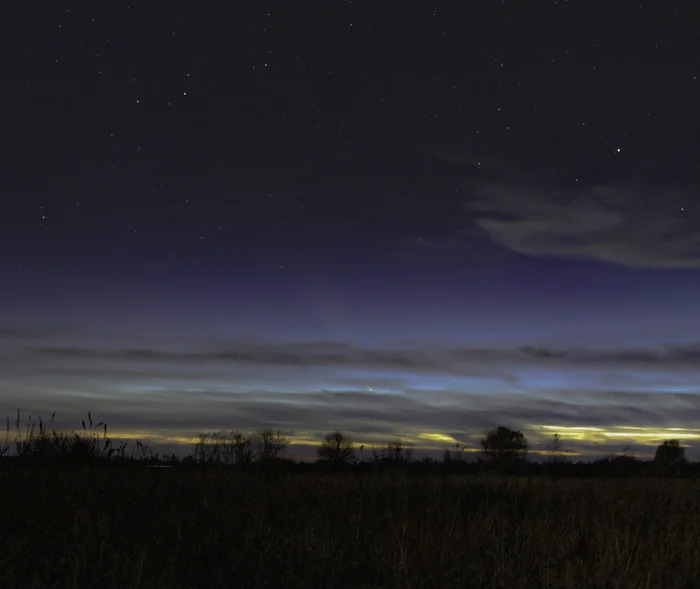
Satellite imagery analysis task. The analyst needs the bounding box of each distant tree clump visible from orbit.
[317,431,356,465]
[654,439,687,475]
[481,426,528,467]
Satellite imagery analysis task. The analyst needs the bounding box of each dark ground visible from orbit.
[1,464,699,589]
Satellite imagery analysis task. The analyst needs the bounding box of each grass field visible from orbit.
[1,464,699,588]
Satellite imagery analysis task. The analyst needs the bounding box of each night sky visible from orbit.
[3,1,700,460]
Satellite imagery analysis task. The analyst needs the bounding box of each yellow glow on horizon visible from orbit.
[97,431,161,440]
[287,437,323,446]
[419,433,459,444]
[538,425,606,432]
[531,424,700,446]
[604,432,700,439]
[536,449,582,457]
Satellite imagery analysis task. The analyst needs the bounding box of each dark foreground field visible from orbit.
[1,465,699,589]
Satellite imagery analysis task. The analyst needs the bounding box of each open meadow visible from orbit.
[1,463,700,589]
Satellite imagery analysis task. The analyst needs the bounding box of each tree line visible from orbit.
[0,410,691,477]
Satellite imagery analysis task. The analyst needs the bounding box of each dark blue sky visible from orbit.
[2,1,700,460]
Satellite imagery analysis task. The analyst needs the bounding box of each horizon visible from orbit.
[1,400,695,463]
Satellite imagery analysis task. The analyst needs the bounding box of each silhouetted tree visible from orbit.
[547,433,567,464]
[231,431,254,464]
[481,426,528,466]
[194,433,214,464]
[654,439,686,475]
[1,415,10,458]
[254,428,289,462]
[317,431,356,464]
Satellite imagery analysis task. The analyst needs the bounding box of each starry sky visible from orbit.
[3,1,700,460]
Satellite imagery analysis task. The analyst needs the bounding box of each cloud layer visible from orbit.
[4,334,700,460]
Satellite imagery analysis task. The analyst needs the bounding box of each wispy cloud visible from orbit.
[466,180,700,268]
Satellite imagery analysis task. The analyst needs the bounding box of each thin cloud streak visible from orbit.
[30,340,700,373]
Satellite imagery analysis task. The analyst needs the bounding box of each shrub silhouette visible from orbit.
[3,409,158,464]
[371,440,414,463]
[12,410,115,463]
[195,430,253,465]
